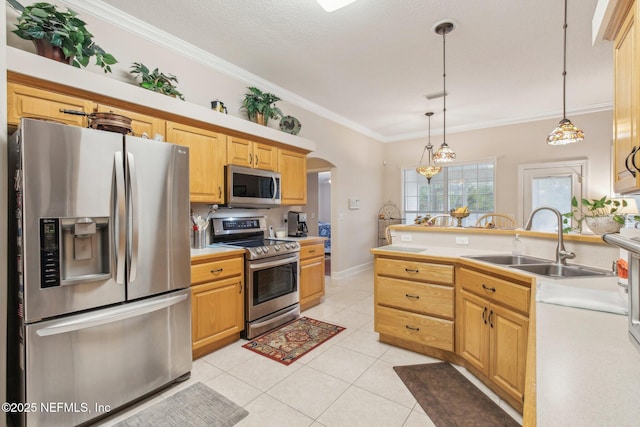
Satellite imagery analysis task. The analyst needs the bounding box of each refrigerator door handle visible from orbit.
[114,152,126,285]
[127,152,139,283]
[35,292,188,337]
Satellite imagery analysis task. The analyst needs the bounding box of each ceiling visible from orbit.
[97,0,612,143]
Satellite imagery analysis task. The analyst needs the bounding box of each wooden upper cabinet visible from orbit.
[7,82,94,127]
[166,121,226,204]
[613,2,639,193]
[278,148,307,205]
[227,136,278,171]
[96,104,165,139]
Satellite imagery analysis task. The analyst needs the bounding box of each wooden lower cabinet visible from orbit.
[299,240,325,310]
[456,267,530,411]
[373,253,533,414]
[191,253,245,359]
[374,254,455,352]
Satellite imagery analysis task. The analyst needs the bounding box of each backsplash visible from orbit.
[190,204,303,244]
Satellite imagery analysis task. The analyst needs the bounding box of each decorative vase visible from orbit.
[254,112,266,126]
[584,216,623,234]
[32,39,72,65]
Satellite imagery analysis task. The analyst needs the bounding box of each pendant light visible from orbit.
[433,21,456,163]
[547,0,584,145]
[416,112,441,183]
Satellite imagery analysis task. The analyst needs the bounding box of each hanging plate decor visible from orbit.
[279,116,301,135]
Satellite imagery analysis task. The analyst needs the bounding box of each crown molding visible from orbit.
[59,1,613,145]
[61,0,385,142]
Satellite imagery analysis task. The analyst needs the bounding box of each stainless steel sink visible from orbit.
[464,254,552,265]
[510,263,614,278]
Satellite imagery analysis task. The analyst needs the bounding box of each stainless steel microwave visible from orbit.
[225,165,281,208]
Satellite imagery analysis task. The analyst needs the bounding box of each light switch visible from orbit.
[348,198,360,209]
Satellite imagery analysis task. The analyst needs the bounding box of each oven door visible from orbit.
[246,253,299,322]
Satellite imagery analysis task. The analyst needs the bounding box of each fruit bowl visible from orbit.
[449,210,470,227]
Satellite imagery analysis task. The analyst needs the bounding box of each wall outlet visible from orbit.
[283,214,288,224]
[401,234,412,242]
[455,236,469,245]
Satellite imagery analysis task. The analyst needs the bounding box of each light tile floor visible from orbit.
[96,269,523,427]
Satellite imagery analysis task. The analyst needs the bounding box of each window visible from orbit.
[404,161,495,225]
[517,160,586,230]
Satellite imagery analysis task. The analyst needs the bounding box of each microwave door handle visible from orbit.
[127,152,139,283]
[114,152,126,285]
[272,175,277,200]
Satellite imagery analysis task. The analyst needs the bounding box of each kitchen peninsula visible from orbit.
[372,225,640,426]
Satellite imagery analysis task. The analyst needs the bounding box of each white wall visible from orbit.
[382,110,613,226]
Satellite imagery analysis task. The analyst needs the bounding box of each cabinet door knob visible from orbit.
[482,284,496,292]
[405,268,419,273]
[489,310,494,328]
[219,185,222,199]
[211,268,223,274]
[405,325,420,332]
[249,153,253,165]
[238,282,242,294]
[482,306,487,324]
[405,293,420,300]
[255,155,259,166]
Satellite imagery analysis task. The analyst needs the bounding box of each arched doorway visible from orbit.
[307,157,335,276]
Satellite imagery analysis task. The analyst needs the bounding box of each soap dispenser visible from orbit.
[512,234,523,255]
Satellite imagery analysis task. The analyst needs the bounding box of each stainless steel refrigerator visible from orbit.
[7,118,192,426]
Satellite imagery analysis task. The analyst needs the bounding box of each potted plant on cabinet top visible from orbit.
[130,62,185,100]
[562,195,636,234]
[241,87,283,126]
[12,1,117,72]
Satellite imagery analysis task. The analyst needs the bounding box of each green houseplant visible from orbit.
[130,62,185,100]
[12,2,117,72]
[562,195,633,234]
[241,87,283,125]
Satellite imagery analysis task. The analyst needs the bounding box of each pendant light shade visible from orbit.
[432,21,456,163]
[416,112,442,183]
[547,0,583,145]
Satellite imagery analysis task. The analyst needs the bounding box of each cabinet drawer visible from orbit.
[375,305,454,351]
[191,256,244,285]
[458,267,530,314]
[300,243,324,260]
[376,276,454,319]
[376,257,453,285]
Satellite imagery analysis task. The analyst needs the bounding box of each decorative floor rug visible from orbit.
[393,362,520,427]
[243,316,346,365]
[114,382,248,427]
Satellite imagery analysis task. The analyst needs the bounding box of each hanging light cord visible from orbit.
[562,0,568,120]
[442,29,447,144]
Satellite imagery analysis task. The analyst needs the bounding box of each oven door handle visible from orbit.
[248,255,299,271]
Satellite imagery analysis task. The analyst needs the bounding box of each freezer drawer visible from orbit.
[17,289,191,427]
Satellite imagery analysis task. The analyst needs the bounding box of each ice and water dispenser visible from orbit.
[40,217,111,288]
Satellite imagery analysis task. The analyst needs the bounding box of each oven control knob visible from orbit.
[255,247,263,254]
[274,244,281,251]
[262,246,269,253]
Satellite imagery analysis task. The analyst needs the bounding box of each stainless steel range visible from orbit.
[210,217,300,339]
